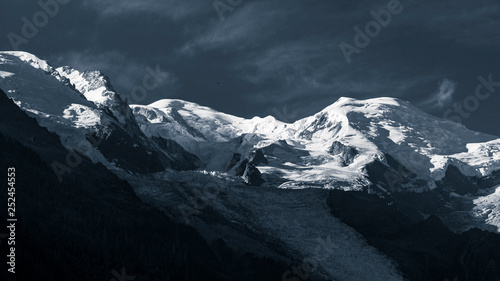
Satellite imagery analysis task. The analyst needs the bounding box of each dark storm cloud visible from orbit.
[1,0,499,135]
[402,2,500,48]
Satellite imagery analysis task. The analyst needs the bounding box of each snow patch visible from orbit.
[473,185,500,233]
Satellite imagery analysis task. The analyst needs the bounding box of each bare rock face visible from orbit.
[248,149,268,166]
[328,141,358,166]
[226,153,241,171]
[234,159,265,186]
[232,148,268,186]
[235,159,249,177]
[152,136,201,170]
[327,189,500,281]
[243,162,265,186]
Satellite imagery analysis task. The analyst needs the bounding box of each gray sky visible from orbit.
[1,0,499,136]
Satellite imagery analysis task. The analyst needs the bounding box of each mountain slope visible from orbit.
[0,88,290,281]
[131,96,500,191]
[5,51,499,192]
[0,51,199,174]
[2,51,500,280]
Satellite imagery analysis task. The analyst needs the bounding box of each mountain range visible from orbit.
[1,51,500,281]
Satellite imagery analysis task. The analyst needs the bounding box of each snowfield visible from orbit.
[2,51,500,280]
[473,185,500,232]
[131,95,500,192]
[3,51,500,193]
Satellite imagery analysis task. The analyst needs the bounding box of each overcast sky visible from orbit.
[1,0,499,136]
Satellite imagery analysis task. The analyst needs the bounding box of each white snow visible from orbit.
[63,104,102,128]
[473,185,500,232]
[132,95,500,193]
[0,51,114,169]
[4,51,500,194]
[0,70,14,78]
[4,50,500,279]
[0,51,52,72]
[56,67,117,106]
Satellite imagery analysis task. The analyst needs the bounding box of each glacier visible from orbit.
[2,51,500,280]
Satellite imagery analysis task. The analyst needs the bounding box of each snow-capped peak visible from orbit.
[0,52,97,117]
[3,51,500,195]
[0,51,53,73]
[55,65,142,129]
[130,93,500,188]
[56,66,121,107]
